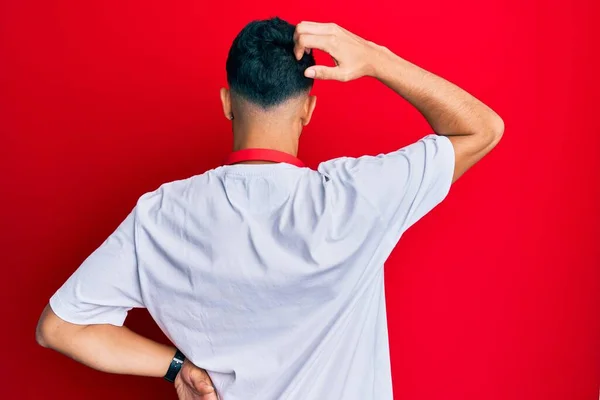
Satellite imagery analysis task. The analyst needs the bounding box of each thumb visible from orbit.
[304,66,344,81]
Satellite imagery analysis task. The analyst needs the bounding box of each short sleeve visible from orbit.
[318,134,455,241]
[49,207,144,326]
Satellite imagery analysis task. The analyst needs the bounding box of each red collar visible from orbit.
[224,148,305,168]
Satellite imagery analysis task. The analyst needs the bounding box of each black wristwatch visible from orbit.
[164,349,186,383]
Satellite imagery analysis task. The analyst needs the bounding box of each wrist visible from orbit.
[365,43,389,78]
[368,45,401,80]
[164,348,186,383]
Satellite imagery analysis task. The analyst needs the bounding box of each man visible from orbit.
[36,17,503,400]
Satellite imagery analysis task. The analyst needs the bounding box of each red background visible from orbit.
[2,0,599,399]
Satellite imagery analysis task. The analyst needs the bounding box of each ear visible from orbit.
[220,88,233,120]
[302,95,317,126]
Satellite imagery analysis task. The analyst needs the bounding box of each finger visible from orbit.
[200,392,218,400]
[295,21,337,36]
[294,34,335,60]
[189,369,215,396]
[293,31,318,60]
[195,382,215,395]
[304,65,345,81]
[294,43,303,61]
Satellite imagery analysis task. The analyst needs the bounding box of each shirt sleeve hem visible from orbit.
[436,134,456,202]
[49,292,127,327]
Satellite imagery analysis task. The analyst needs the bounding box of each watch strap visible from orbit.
[164,349,185,383]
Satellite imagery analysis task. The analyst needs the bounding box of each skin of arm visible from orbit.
[36,305,217,399]
[371,48,504,182]
[35,304,175,377]
[293,21,504,182]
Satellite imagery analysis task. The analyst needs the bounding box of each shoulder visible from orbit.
[135,171,215,212]
[316,134,453,180]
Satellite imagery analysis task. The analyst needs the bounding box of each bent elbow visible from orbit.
[36,318,51,348]
[36,304,61,349]
[483,113,504,148]
[491,114,505,140]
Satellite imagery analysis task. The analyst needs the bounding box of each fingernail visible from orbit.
[305,69,315,78]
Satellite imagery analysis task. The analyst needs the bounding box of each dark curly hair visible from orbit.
[226,17,316,109]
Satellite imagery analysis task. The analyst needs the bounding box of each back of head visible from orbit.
[226,17,316,109]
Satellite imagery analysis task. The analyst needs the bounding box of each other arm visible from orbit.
[36,304,175,377]
[36,306,216,399]
[36,205,216,399]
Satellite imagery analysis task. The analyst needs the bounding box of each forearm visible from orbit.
[370,46,503,137]
[37,305,174,377]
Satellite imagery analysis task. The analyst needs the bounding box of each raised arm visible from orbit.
[371,48,503,182]
[294,21,504,182]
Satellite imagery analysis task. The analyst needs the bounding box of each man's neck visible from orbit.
[232,127,299,164]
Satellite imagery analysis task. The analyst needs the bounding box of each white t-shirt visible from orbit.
[50,134,455,400]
